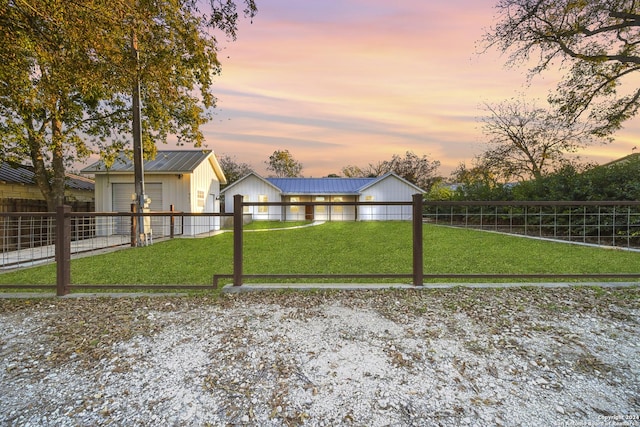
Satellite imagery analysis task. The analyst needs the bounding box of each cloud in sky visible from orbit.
[201,0,639,177]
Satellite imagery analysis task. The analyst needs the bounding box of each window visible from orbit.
[290,197,300,213]
[365,195,375,201]
[197,190,205,208]
[315,196,325,213]
[333,196,343,214]
[258,195,268,213]
[243,195,249,213]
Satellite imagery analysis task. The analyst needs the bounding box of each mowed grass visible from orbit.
[1,222,639,286]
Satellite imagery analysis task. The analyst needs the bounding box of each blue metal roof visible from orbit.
[266,177,376,195]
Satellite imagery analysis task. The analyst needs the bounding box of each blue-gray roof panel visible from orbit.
[0,162,94,190]
[81,150,212,173]
[266,177,376,194]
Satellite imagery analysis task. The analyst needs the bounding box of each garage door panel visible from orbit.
[112,183,163,235]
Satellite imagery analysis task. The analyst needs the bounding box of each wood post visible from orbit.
[412,194,424,286]
[130,203,138,248]
[233,194,243,286]
[170,204,175,239]
[56,205,71,296]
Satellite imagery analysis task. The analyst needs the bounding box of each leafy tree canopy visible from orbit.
[0,0,256,209]
[450,152,640,201]
[217,154,253,186]
[265,149,303,177]
[513,153,640,201]
[483,0,640,137]
[343,151,440,191]
[479,99,599,181]
[449,161,513,201]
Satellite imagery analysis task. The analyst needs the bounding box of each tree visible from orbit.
[449,160,512,201]
[341,165,367,178]
[265,149,303,177]
[377,151,440,191]
[511,156,640,201]
[483,0,640,137]
[479,99,598,181]
[425,179,455,201]
[341,152,440,190]
[0,0,257,210]
[341,162,386,178]
[217,154,253,186]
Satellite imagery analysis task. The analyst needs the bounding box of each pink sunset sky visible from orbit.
[199,0,640,178]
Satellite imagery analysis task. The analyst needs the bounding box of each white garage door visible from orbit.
[112,183,163,235]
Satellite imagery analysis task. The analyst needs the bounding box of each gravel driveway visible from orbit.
[0,287,639,426]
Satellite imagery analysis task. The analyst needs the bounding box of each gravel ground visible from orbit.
[0,287,639,427]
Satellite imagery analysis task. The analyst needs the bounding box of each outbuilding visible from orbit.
[0,162,94,212]
[220,172,424,221]
[82,150,226,236]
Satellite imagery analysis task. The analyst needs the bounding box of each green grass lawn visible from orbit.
[1,222,639,287]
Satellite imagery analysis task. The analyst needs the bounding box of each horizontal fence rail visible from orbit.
[424,201,640,250]
[1,198,640,295]
[239,200,416,222]
[228,194,424,288]
[1,210,232,269]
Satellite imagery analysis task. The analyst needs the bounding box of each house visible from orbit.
[81,150,226,236]
[220,172,424,221]
[0,162,94,212]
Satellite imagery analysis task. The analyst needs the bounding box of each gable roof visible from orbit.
[220,172,281,194]
[0,162,94,191]
[221,172,425,195]
[81,150,226,183]
[359,172,426,193]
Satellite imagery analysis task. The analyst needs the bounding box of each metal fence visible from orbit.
[424,201,640,249]
[2,198,640,294]
[0,210,228,269]
[214,195,424,288]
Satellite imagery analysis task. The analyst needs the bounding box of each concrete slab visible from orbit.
[222,281,640,293]
[0,282,636,298]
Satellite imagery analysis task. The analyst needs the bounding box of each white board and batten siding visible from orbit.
[84,150,226,237]
[223,176,281,220]
[187,158,223,234]
[96,172,222,236]
[359,175,418,220]
[95,175,182,236]
[220,171,424,222]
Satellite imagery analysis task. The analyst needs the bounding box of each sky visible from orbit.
[195,0,640,178]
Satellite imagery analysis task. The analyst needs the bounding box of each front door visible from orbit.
[305,205,314,220]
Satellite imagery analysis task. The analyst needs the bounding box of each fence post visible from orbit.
[130,203,138,247]
[56,205,71,296]
[233,194,243,286]
[412,194,424,286]
[170,204,175,239]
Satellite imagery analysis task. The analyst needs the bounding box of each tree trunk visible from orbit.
[28,129,55,211]
[50,115,67,210]
[27,115,67,212]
